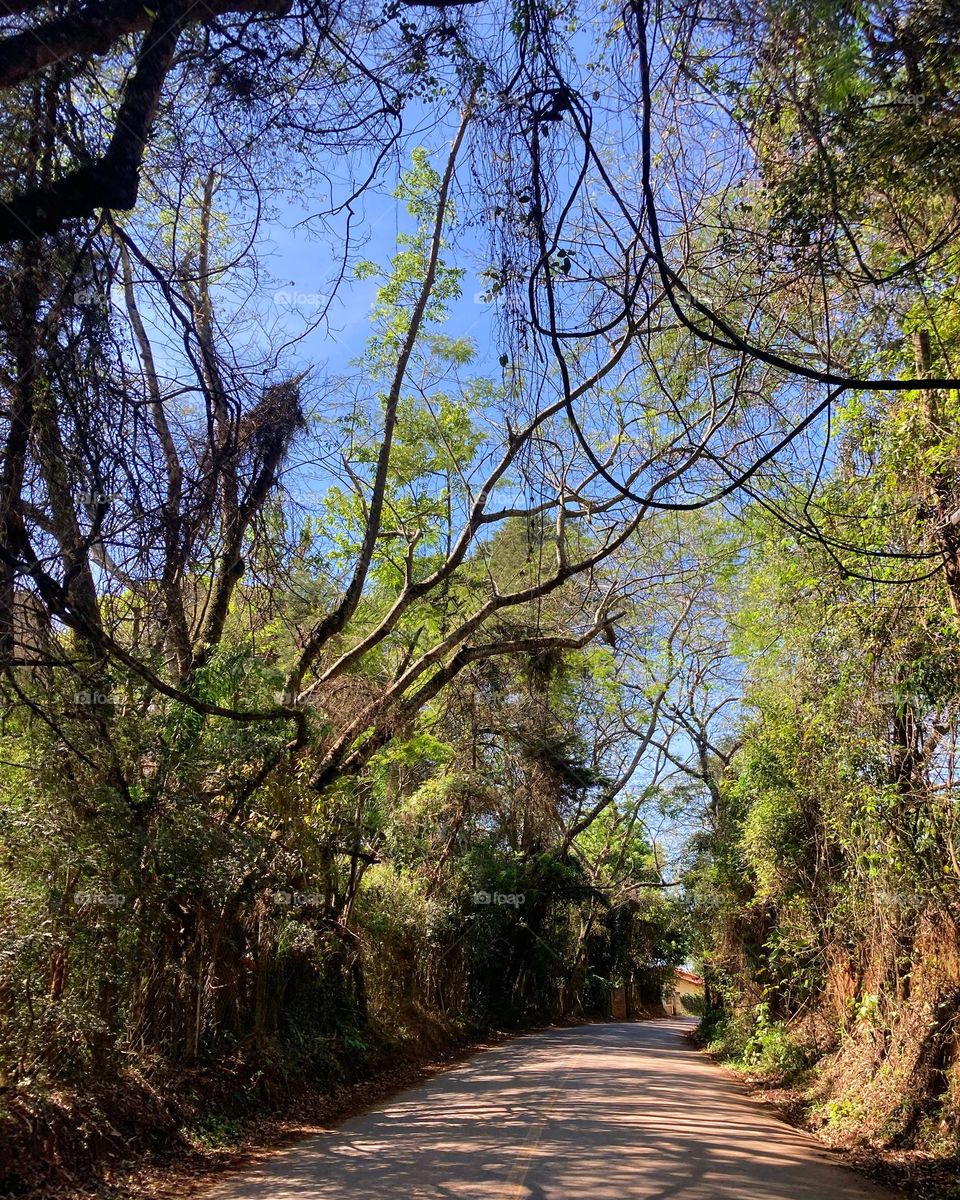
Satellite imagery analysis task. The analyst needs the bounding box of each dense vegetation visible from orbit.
[1,0,960,1192]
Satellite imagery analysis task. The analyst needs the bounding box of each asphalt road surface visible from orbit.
[202,1019,897,1199]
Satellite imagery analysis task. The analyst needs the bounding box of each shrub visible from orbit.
[682,990,708,1016]
[741,1002,808,1080]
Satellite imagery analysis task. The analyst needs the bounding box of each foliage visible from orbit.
[3,0,960,1185]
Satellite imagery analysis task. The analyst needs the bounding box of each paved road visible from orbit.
[202,1019,896,1199]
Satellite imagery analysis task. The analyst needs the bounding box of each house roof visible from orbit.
[675,968,703,985]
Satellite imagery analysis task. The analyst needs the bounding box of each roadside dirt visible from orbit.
[30,1033,509,1200]
[715,1060,959,1200]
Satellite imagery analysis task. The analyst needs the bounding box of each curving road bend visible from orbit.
[200,1019,897,1199]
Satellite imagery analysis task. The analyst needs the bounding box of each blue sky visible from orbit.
[257,118,503,381]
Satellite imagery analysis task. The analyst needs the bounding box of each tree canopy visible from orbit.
[2,0,960,1191]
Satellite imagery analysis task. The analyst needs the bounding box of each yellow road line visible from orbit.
[501,1048,584,1200]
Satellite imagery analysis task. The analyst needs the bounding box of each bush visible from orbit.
[704,1009,754,1060]
[681,990,708,1016]
[741,1002,808,1080]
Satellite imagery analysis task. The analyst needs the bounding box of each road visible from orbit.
[201,1019,896,1199]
